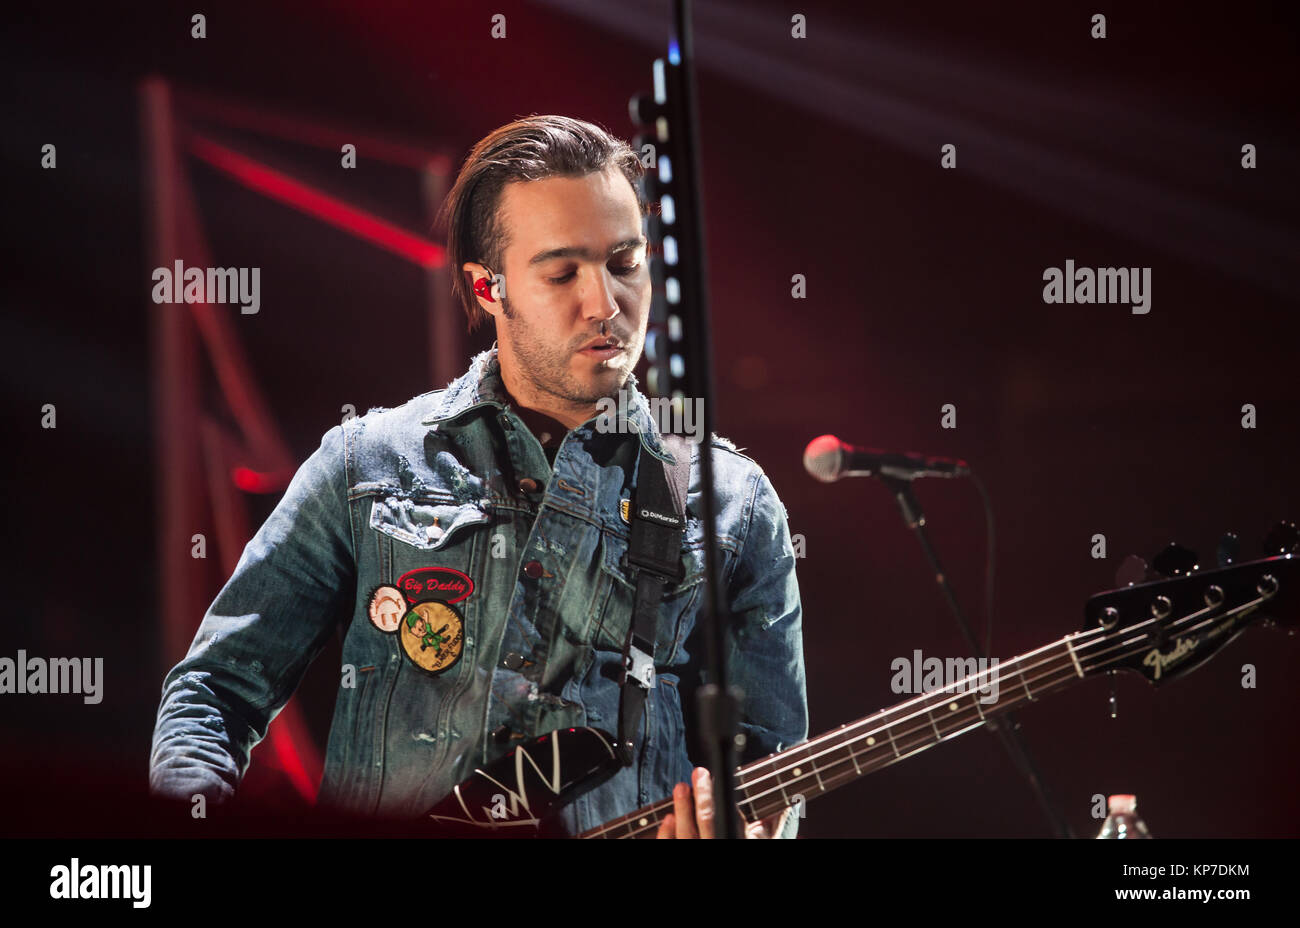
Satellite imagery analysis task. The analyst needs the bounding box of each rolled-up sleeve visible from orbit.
[149,424,355,804]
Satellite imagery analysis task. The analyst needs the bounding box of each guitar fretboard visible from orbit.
[581,630,1101,838]
[574,544,1282,838]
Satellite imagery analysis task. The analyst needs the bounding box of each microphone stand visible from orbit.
[672,0,743,840]
[881,475,1076,839]
[626,0,741,837]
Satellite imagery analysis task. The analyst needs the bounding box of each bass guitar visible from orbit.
[424,527,1299,836]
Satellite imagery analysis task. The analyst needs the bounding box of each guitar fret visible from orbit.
[1018,663,1036,701]
[848,737,863,774]
[782,748,820,798]
[886,721,900,757]
[926,705,942,739]
[1064,635,1085,678]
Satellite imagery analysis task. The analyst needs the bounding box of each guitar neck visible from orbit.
[568,544,1291,838]
[580,629,1108,838]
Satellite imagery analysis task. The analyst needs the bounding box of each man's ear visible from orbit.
[462,261,505,319]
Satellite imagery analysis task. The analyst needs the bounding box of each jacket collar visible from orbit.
[420,347,678,464]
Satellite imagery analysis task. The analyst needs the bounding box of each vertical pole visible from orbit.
[141,78,206,669]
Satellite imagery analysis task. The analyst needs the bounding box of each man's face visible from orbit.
[484,165,649,412]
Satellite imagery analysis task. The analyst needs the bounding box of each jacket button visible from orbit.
[501,652,525,670]
[518,477,540,493]
[491,724,512,743]
[523,560,544,578]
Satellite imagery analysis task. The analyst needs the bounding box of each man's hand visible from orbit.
[655,767,787,838]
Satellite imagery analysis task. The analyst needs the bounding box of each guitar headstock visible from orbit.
[1082,522,1299,685]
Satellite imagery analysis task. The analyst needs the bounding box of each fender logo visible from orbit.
[1142,636,1196,681]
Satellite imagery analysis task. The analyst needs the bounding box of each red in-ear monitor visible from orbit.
[473,276,496,303]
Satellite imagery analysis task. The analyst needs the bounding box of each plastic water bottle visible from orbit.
[1096,794,1152,838]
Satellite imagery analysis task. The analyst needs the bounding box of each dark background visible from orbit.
[2,0,1298,838]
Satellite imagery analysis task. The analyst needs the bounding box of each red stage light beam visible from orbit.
[187,133,446,268]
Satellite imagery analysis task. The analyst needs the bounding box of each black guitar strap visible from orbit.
[616,434,691,766]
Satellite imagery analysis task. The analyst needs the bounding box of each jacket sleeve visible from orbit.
[149,424,356,804]
[723,468,809,838]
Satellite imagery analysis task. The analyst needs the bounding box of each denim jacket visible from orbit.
[149,349,807,837]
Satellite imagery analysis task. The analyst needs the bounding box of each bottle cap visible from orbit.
[1107,794,1137,814]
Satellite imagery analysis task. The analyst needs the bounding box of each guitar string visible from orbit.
[603,611,1251,839]
[728,597,1255,819]
[587,591,1267,838]
[585,625,1152,837]
[592,633,1171,839]
[732,594,1252,804]
[586,653,1086,839]
[591,648,1093,839]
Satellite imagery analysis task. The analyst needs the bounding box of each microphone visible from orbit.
[803,434,970,483]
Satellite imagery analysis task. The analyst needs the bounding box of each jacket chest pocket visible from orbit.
[368,495,492,588]
[365,495,492,684]
[592,527,707,666]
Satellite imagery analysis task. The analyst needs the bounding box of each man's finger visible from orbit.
[657,812,675,839]
[673,782,697,839]
[692,767,714,839]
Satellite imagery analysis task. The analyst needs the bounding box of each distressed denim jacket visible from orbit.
[150,349,807,837]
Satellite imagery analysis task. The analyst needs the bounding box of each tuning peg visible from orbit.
[1114,554,1150,587]
[1151,542,1200,577]
[1216,532,1240,567]
[1263,520,1299,556]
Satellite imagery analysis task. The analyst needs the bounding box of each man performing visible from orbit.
[149,114,807,839]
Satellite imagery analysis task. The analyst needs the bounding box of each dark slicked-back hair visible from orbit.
[439,114,646,330]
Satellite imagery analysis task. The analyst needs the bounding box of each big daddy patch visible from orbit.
[366,567,474,675]
[396,566,473,605]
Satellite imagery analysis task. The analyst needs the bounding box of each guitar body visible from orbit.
[423,727,623,836]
